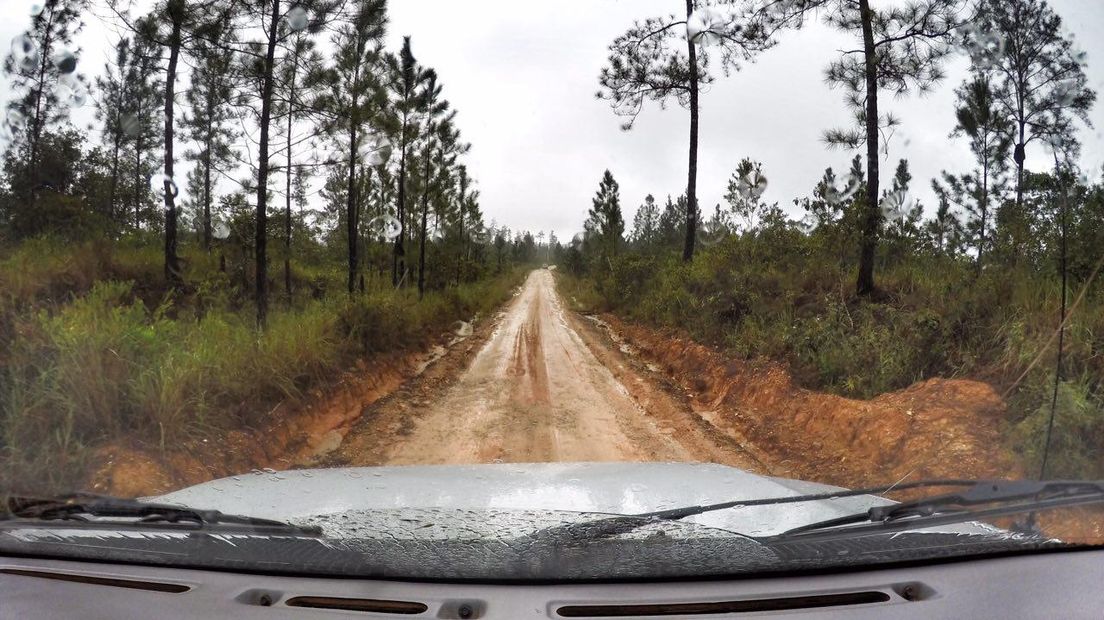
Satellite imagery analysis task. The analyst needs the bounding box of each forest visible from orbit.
[0,0,1101,491]
[0,0,543,489]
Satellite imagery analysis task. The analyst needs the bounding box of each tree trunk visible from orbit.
[347,127,358,295]
[255,0,280,327]
[855,0,880,296]
[394,126,407,287]
[27,7,56,187]
[1014,120,1026,209]
[162,6,183,289]
[682,0,698,262]
[108,130,121,224]
[285,59,297,299]
[203,100,214,251]
[417,152,432,298]
[978,152,989,269]
[134,136,142,230]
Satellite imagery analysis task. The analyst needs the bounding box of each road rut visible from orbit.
[329,269,758,468]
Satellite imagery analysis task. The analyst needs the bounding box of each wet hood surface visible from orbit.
[0,464,1058,581]
[154,462,891,538]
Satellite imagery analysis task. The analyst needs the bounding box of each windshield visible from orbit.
[1,0,1102,581]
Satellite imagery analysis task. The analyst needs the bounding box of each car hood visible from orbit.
[154,461,907,538]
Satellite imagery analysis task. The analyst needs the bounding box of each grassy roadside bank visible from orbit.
[554,239,1104,479]
[1,238,528,493]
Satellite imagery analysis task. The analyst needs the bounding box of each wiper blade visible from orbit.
[765,479,1104,544]
[2,493,321,537]
[527,479,979,542]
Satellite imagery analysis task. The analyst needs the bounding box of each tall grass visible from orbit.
[0,239,526,492]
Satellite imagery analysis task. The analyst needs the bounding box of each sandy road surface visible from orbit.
[329,269,759,468]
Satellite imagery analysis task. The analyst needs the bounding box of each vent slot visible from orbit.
[556,591,891,617]
[286,596,429,615]
[0,568,189,593]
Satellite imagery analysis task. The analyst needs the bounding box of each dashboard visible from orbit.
[3,549,1103,618]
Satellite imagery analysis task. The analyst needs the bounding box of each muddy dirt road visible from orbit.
[330,269,760,468]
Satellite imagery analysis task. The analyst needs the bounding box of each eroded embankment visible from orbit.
[85,326,489,497]
[589,314,1024,489]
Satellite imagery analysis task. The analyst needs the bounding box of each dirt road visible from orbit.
[330,269,761,468]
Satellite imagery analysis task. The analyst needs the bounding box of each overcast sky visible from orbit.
[2,0,1102,240]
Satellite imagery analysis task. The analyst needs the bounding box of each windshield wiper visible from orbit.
[1,493,321,537]
[526,479,980,542]
[763,479,1104,544]
[528,479,1104,543]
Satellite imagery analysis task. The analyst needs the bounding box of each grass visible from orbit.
[565,231,1104,479]
[0,236,527,493]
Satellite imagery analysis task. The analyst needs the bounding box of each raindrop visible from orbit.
[6,109,25,132]
[120,113,141,137]
[367,214,401,240]
[149,173,179,198]
[829,173,862,205]
[30,2,44,16]
[737,170,768,201]
[880,189,909,221]
[470,228,491,245]
[361,142,391,166]
[262,467,277,474]
[18,53,38,73]
[571,232,586,249]
[11,34,34,57]
[212,221,231,240]
[1054,79,1079,106]
[686,7,723,47]
[286,5,309,32]
[454,320,473,337]
[430,227,445,242]
[67,88,87,107]
[52,49,77,74]
[698,219,728,246]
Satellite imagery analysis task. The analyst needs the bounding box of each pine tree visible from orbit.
[976,0,1096,209]
[311,0,388,295]
[384,36,435,287]
[93,37,132,228]
[630,194,660,249]
[945,75,1011,267]
[2,0,89,200]
[123,27,164,232]
[598,1,800,262]
[585,170,625,264]
[812,0,965,295]
[182,20,238,252]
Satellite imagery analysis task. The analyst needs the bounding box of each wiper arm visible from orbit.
[765,479,1104,544]
[527,479,979,542]
[2,493,321,537]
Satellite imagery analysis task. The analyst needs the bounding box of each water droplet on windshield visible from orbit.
[367,214,401,241]
[286,5,309,32]
[120,113,141,138]
[53,49,77,74]
[698,219,728,246]
[737,171,768,201]
[149,174,178,198]
[212,221,231,240]
[29,2,44,16]
[261,467,276,474]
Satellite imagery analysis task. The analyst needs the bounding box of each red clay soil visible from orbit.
[592,314,1023,488]
[86,349,438,497]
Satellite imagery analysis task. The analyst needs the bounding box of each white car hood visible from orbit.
[154,462,909,538]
